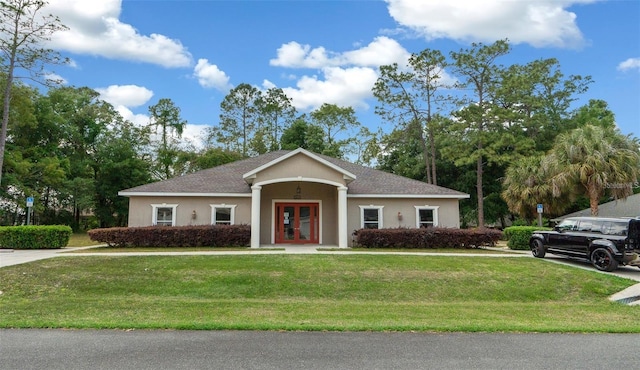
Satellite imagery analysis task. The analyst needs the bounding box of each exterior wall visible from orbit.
[126,195,462,246]
[127,196,252,227]
[346,197,462,245]
[259,181,338,245]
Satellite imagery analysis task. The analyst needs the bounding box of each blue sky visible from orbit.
[43,0,639,146]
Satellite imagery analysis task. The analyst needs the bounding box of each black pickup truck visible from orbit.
[529,216,640,272]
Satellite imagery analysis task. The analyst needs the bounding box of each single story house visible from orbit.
[552,192,640,221]
[119,148,470,248]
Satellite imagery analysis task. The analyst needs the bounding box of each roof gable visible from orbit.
[242,148,356,184]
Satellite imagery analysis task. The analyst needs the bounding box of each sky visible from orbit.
[39,0,640,147]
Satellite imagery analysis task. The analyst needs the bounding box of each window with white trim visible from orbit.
[151,204,178,226]
[359,205,384,229]
[211,204,236,225]
[415,206,439,228]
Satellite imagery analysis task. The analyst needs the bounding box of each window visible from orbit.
[415,206,439,228]
[360,206,383,229]
[151,204,178,226]
[211,204,236,225]
[556,218,578,231]
[601,221,628,236]
[577,220,594,232]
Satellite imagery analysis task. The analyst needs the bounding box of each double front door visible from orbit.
[275,203,319,244]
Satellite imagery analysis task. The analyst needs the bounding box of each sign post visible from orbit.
[26,197,34,225]
[536,203,543,227]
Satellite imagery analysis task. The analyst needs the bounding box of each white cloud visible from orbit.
[270,37,410,69]
[181,124,210,148]
[269,37,410,111]
[282,67,379,111]
[95,84,154,126]
[95,84,154,107]
[45,73,67,85]
[115,106,150,127]
[45,0,192,67]
[262,80,277,90]
[618,57,640,72]
[385,0,595,48]
[193,59,231,91]
[270,42,335,69]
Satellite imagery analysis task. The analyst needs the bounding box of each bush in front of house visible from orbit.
[353,227,503,249]
[503,226,552,250]
[87,224,251,248]
[0,225,72,249]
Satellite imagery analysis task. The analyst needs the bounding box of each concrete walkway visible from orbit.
[1,245,639,304]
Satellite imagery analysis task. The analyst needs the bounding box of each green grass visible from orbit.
[66,233,103,248]
[0,255,638,332]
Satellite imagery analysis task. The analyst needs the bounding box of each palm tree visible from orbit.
[501,155,570,222]
[544,124,640,216]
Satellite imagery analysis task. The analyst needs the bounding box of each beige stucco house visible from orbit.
[119,148,469,248]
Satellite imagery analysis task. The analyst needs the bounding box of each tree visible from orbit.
[148,98,187,180]
[377,124,428,181]
[310,103,360,159]
[94,121,151,227]
[492,58,592,153]
[280,117,326,154]
[544,124,640,216]
[501,155,570,222]
[170,147,243,175]
[40,87,117,229]
[373,49,450,185]
[445,39,511,228]
[256,87,296,152]
[0,0,68,187]
[571,99,616,130]
[2,85,69,225]
[212,83,261,157]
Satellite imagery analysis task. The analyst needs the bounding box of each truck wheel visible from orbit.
[530,239,546,258]
[591,248,619,272]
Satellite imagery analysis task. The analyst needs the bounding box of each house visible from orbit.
[118,148,470,248]
[552,193,640,221]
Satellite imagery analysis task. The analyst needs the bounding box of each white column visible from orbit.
[337,186,348,248]
[250,185,262,249]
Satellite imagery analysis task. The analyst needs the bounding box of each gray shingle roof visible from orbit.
[119,150,468,198]
[553,193,640,220]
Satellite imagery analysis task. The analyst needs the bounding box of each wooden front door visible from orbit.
[275,203,319,244]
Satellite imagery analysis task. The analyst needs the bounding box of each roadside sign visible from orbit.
[537,204,543,214]
[26,197,34,207]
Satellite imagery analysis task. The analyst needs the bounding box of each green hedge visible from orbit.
[503,226,552,250]
[353,227,503,249]
[0,225,72,249]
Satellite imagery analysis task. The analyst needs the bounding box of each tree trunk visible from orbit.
[0,56,16,188]
[428,123,437,185]
[477,152,485,228]
[588,186,600,216]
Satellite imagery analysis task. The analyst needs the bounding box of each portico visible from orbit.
[244,149,355,248]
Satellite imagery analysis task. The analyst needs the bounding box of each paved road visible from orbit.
[1,329,639,370]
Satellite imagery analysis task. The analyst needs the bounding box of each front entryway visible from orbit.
[275,202,319,244]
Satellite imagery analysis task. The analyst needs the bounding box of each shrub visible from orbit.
[503,226,552,250]
[0,225,72,249]
[353,227,503,249]
[88,225,251,248]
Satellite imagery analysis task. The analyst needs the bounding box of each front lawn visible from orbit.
[0,255,637,332]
